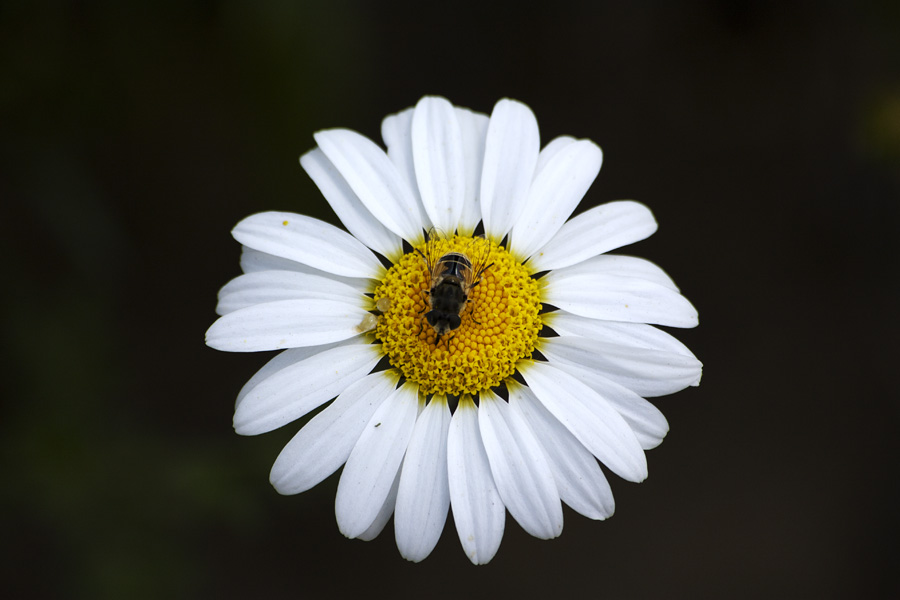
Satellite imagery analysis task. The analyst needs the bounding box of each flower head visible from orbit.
[206,96,701,564]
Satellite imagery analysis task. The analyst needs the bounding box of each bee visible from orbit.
[418,231,493,341]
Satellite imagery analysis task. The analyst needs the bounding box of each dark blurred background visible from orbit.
[2,1,898,598]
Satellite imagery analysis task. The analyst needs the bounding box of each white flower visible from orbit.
[206,96,701,564]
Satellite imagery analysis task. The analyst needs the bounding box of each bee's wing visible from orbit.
[421,227,446,287]
[463,236,494,290]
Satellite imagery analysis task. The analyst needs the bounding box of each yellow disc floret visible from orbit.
[373,235,542,396]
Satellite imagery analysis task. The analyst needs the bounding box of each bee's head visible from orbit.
[426,311,462,336]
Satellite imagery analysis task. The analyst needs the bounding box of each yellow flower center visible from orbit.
[373,235,542,396]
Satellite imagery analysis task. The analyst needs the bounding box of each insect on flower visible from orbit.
[417,230,494,342]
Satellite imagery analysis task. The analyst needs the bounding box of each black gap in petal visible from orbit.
[491,382,510,402]
[446,394,459,414]
[538,325,559,338]
[510,371,527,387]
[473,221,485,237]
[370,354,393,374]
[530,270,550,280]
[540,304,559,314]
[531,348,549,362]
[373,249,393,269]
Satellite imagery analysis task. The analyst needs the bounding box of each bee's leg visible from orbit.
[415,291,430,338]
[444,333,455,359]
[416,288,430,315]
[471,262,494,285]
[465,300,483,326]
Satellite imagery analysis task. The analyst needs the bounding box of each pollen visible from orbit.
[373,235,542,396]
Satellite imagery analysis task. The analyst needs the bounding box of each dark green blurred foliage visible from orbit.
[1,1,898,599]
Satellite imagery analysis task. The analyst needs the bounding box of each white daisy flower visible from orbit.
[206,96,702,564]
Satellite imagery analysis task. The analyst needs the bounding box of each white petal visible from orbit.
[269,370,400,494]
[235,338,366,409]
[300,148,403,261]
[479,99,540,242]
[240,246,308,274]
[539,335,703,397]
[547,361,669,450]
[447,396,505,565]
[239,246,374,290]
[520,361,648,482]
[552,254,680,290]
[232,342,381,435]
[315,128,428,245]
[232,211,385,279]
[205,298,373,352]
[216,270,367,316]
[454,107,489,236]
[508,381,615,519]
[527,200,658,273]
[381,107,420,206]
[412,96,466,235]
[534,136,576,176]
[478,390,563,539]
[509,139,602,261]
[355,469,401,541]
[335,383,421,539]
[541,270,698,328]
[395,396,451,562]
[545,312,697,358]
